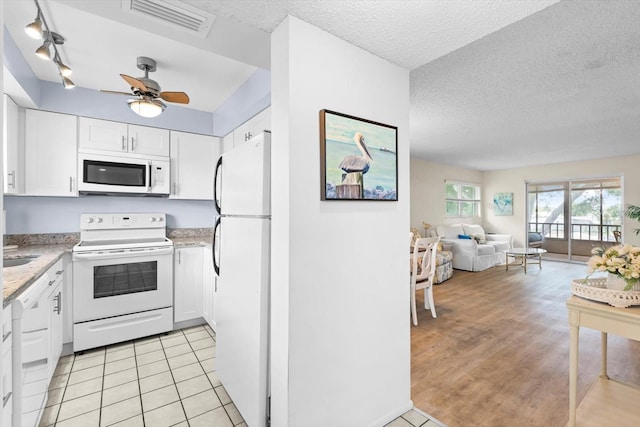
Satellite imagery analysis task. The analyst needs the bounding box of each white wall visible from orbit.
[271,16,411,427]
[411,154,640,247]
[483,154,640,247]
[410,157,483,232]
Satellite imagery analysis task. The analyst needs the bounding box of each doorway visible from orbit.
[526,177,622,262]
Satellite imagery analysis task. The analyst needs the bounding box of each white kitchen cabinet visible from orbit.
[232,107,271,147]
[3,94,23,194]
[170,131,219,200]
[25,110,78,197]
[202,245,217,330]
[78,117,170,157]
[222,132,234,153]
[46,262,64,380]
[128,124,170,157]
[2,304,12,427]
[174,247,205,323]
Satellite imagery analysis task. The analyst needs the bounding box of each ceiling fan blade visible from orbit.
[100,90,133,96]
[120,74,148,91]
[160,91,190,104]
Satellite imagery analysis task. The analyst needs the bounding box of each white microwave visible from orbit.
[78,153,170,196]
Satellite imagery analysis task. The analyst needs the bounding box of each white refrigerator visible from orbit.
[213,132,270,427]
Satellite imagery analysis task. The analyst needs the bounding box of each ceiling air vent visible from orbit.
[122,0,216,37]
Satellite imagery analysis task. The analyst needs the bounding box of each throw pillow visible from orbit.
[458,234,472,239]
[472,233,487,244]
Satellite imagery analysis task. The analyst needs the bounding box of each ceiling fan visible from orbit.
[101,56,190,118]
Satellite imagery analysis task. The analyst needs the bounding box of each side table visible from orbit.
[566,295,640,426]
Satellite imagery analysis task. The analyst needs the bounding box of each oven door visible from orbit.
[72,247,173,322]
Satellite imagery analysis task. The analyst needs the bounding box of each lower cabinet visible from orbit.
[202,246,217,330]
[2,304,13,427]
[174,247,204,323]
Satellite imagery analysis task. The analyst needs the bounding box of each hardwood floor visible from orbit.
[411,260,640,427]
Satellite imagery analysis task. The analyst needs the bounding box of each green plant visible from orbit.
[626,204,640,236]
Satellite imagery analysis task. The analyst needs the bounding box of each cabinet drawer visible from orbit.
[2,304,12,350]
[22,329,49,364]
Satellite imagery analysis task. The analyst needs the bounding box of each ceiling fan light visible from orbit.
[62,76,75,89]
[128,98,166,118]
[35,40,51,60]
[25,16,43,39]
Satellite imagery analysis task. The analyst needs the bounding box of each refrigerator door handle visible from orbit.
[213,156,223,214]
[213,217,221,276]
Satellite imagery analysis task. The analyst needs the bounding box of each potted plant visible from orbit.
[626,204,640,236]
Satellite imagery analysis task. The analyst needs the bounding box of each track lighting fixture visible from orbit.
[25,0,75,89]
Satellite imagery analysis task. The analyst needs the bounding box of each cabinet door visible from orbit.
[25,110,78,196]
[3,94,22,194]
[174,247,204,323]
[78,117,128,153]
[128,125,170,157]
[251,107,271,136]
[222,132,234,153]
[170,131,219,200]
[202,246,217,330]
[48,282,63,380]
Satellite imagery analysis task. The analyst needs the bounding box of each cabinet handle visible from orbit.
[173,182,176,195]
[48,279,55,286]
[3,391,12,407]
[245,132,252,141]
[8,170,15,188]
[56,270,64,275]
[69,177,73,193]
[178,251,181,264]
[2,330,11,342]
[131,136,135,151]
[57,291,62,314]
[122,136,126,151]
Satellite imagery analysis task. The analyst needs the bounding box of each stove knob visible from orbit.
[149,217,156,222]
[87,217,94,224]
[97,217,103,223]
[157,217,163,222]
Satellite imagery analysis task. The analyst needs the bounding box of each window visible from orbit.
[446,182,480,218]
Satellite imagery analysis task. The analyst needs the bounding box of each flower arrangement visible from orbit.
[587,244,640,291]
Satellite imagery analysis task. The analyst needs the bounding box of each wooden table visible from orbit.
[566,295,640,426]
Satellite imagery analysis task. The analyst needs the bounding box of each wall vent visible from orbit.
[122,0,216,37]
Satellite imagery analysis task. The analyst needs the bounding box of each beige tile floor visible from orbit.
[40,324,445,427]
[40,325,244,427]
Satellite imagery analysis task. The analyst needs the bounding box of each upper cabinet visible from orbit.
[25,110,78,197]
[3,94,22,194]
[231,107,271,149]
[170,131,220,200]
[78,117,169,157]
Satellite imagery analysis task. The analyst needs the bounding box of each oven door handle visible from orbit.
[73,247,174,261]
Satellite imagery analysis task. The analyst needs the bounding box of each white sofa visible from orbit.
[427,224,513,272]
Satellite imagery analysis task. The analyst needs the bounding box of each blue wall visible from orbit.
[5,196,214,234]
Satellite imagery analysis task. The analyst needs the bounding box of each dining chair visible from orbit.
[410,236,440,325]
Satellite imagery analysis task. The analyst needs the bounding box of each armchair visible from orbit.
[428,224,513,272]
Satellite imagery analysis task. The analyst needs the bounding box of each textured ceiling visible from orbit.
[410,0,640,170]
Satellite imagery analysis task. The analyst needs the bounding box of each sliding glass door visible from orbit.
[526,177,622,262]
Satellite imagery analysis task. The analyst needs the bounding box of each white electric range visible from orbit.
[72,213,174,352]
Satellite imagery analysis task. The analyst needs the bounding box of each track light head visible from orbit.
[35,39,51,60]
[25,16,43,39]
[62,76,75,89]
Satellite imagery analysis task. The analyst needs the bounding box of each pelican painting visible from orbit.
[339,132,374,174]
[336,132,374,198]
[320,110,398,201]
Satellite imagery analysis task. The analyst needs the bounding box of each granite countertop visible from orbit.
[3,244,73,306]
[172,236,213,248]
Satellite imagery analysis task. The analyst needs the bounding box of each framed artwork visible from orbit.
[319,109,398,201]
[493,192,513,216]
